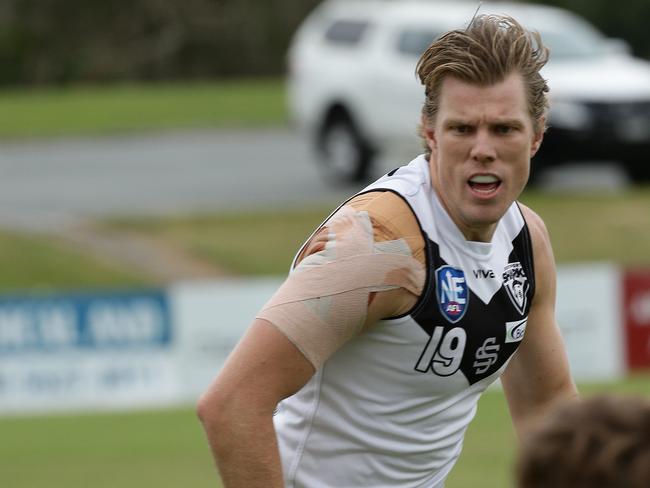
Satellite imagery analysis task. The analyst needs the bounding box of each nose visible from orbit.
[469,129,496,164]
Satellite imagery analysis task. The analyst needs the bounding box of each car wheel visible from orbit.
[625,160,650,182]
[317,117,374,184]
[527,157,548,187]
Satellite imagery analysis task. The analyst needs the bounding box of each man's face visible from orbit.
[422,73,544,242]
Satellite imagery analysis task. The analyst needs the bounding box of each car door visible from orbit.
[367,24,446,157]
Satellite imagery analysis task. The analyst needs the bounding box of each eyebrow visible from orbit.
[444,117,525,127]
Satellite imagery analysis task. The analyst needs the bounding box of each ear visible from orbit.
[421,115,437,151]
[530,116,545,157]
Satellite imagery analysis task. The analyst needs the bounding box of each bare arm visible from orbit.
[501,205,578,440]
[196,318,314,487]
[197,291,415,487]
[197,200,422,486]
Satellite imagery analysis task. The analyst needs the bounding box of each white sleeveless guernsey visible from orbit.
[274,155,535,488]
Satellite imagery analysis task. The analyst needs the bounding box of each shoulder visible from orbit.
[346,190,425,265]
[518,203,552,258]
[294,190,426,320]
[517,202,556,300]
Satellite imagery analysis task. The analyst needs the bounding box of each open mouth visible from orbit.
[468,174,501,195]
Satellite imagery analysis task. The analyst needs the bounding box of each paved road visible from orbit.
[0,129,357,230]
[0,128,628,231]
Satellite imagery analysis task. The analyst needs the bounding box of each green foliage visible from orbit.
[0,0,322,85]
[535,0,650,59]
[1,0,649,85]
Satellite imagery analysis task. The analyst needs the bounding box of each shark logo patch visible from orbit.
[502,262,529,315]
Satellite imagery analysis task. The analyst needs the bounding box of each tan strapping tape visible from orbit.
[257,205,425,369]
[263,253,422,307]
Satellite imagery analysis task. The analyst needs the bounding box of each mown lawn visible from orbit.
[1,374,648,488]
[0,78,287,140]
[0,230,149,292]
[1,80,648,488]
[448,373,650,487]
[102,186,650,277]
[3,186,646,291]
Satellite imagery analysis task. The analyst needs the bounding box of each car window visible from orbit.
[540,27,606,60]
[527,13,609,61]
[396,29,442,56]
[324,19,371,46]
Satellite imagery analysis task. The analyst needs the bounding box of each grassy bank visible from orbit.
[2,187,648,292]
[0,187,648,291]
[0,230,149,292]
[0,79,287,140]
[520,189,650,266]
[102,187,650,277]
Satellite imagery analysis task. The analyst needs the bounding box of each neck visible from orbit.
[431,180,498,243]
[453,216,497,243]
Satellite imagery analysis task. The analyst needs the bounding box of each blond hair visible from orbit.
[416,14,549,153]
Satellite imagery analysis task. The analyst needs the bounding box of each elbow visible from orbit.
[196,392,210,424]
[196,389,228,431]
[196,389,241,464]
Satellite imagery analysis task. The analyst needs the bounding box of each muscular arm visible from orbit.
[501,205,578,440]
[197,319,313,487]
[197,192,424,486]
[197,300,412,487]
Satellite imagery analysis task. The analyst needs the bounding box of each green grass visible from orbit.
[1,374,647,488]
[445,373,650,488]
[0,78,287,139]
[103,206,335,276]
[103,187,650,277]
[0,187,647,289]
[520,188,650,266]
[0,230,149,292]
[1,81,647,488]
[0,407,216,488]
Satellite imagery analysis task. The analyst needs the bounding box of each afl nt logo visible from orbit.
[436,265,469,323]
[503,262,529,315]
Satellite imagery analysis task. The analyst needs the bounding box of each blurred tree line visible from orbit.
[530,0,650,59]
[0,0,648,86]
[0,0,321,86]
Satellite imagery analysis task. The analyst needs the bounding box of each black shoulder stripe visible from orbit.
[365,189,432,320]
[510,220,536,303]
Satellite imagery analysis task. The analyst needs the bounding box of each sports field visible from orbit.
[2,374,648,488]
[1,80,649,487]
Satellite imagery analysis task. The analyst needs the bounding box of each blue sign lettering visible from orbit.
[0,290,171,354]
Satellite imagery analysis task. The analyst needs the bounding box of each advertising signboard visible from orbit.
[623,269,650,370]
[0,289,175,414]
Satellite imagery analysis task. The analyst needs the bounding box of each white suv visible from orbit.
[287,0,650,184]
